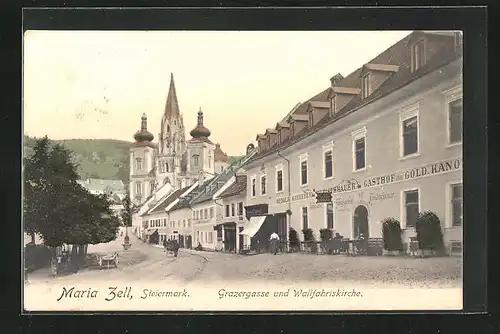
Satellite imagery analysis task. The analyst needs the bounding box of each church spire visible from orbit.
[164,73,180,119]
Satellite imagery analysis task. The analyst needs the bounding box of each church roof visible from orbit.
[164,73,180,119]
[189,108,211,139]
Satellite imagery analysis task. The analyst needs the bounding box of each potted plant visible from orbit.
[381,217,403,256]
[415,211,445,257]
[302,228,317,254]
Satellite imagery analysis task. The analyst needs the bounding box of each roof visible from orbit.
[189,152,252,206]
[276,121,290,129]
[246,31,461,166]
[149,185,192,214]
[168,185,200,211]
[164,73,180,119]
[288,114,309,122]
[217,175,247,199]
[308,101,331,109]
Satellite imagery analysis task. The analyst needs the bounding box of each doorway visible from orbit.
[353,205,369,238]
[238,227,244,251]
[224,223,237,253]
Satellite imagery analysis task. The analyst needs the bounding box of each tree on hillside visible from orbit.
[23,138,120,259]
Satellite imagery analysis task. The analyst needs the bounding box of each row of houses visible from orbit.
[133,30,463,254]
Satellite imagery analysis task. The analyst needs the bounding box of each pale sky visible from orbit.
[23,30,411,156]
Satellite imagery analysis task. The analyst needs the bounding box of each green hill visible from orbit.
[24,136,243,184]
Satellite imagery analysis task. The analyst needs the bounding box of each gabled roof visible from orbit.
[168,185,200,212]
[265,128,278,135]
[217,175,247,199]
[256,134,267,140]
[275,121,290,130]
[288,114,309,122]
[148,185,192,214]
[246,31,460,166]
[307,101,331,110]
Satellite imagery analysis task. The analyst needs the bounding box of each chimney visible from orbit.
[330,73,344,86]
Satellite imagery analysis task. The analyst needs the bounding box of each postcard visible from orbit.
[22,29,463,312]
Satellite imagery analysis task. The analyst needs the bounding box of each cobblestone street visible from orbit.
[25,234,462,288]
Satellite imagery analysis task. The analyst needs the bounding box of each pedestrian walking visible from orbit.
[269,232,280,255]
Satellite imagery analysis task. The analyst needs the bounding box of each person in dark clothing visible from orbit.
[333,233,343,255]
[171,239,179,257]
[195,242,203,251]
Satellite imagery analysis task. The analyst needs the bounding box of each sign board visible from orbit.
[315,191,332,203]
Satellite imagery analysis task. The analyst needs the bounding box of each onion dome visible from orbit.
[189,108,211,139]
[133,113,154,143]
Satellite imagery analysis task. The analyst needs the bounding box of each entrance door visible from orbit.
[353,205,369,238]
[238,227,244,251]
[179,235,185,248]
[224,224,237,252]
[276,214,287,251]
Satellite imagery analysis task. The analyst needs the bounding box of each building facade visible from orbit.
[214,174,250,253]
[242,31,463,252]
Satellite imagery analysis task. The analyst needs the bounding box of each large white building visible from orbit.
[241,31,463,253]
[129,74,230,207]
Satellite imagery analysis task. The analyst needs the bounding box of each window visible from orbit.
[331,96,337,114]
[276,168,283,193]
[135,158,142,171]
[449,98,463,144]
[260,175,267,195]
[324,148,333,179]
[210,207,214,219]
[412,39,426,72]
[302,207,309,230]
[251,176,256,197]
[208,155,212,168]
[237,202,244,215]
[290,122,295,137]
[231,204,235,216]
[225,205,230,217]
[308,111,314,127]
[326,203,334,229]
[135,182,142,195]
[204,209,208,219]
[149,181,155,195]
[165,162,169,173]
[192,154,199,167]
[404,189,420,228]
[207,232,213,244]
[451,183,463,226]
[402,116,419,156]
[354,138,366,170]
[300,154,308,186]
[362,73,371,98]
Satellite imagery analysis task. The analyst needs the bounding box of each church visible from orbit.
[129,74,230,206]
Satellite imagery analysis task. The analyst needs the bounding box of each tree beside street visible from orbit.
[23,136,121,271]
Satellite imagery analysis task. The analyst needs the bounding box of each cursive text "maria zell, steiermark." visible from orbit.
[56,286,133,301]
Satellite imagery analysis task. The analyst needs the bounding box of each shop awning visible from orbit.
[239,216,267,238]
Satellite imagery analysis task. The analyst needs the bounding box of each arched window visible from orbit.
[165,162,169,172]
[192,154,199,167]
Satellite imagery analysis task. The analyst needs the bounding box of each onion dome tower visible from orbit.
[189,108,211,141]
[133,113,155,147]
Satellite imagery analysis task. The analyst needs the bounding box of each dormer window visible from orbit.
[308,111,313,128]
[290,122,295,136]
[411,39,426,72]
[331,95,337,115]
[362,73,371,98]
